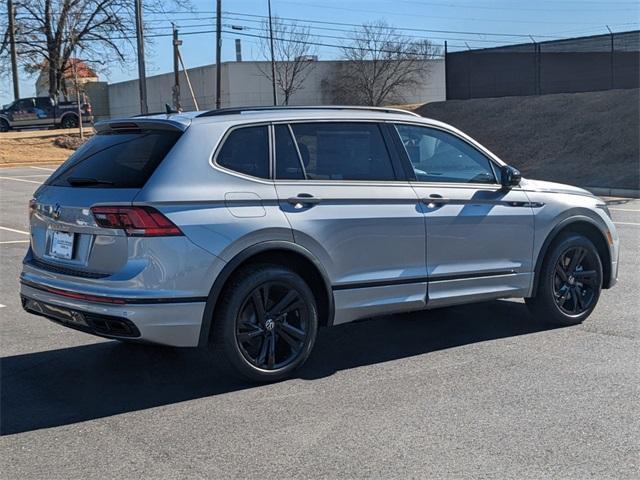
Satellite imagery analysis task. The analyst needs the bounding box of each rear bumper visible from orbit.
[20,283,205,347]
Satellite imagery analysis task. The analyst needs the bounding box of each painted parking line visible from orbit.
[8,174,50,178]
[614,221,640,226]
[30,166,56,171]
[610,208,640,213]
[0,226,30,235]
[0,176,43,184]
[0,240,30,244]
[0,304,5,308]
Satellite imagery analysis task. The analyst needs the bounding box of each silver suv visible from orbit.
[20,106,619,381]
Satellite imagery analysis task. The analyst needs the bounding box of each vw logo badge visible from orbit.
[52,203,61,220]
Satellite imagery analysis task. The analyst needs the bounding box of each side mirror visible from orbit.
[500,165,521,188]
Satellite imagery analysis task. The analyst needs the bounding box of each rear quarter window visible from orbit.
[47,129,182,188]
[215,126,270,179]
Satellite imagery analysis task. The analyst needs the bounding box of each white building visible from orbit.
[107,59,445,118]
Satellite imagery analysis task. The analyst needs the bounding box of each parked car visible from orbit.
[19,106,619,381]
[0,96,93,131]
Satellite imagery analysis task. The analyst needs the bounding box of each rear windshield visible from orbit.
[47,129,182,188]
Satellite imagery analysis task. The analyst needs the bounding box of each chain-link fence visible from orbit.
[445,30,640,100]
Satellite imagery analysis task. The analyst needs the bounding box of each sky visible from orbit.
[2,0,639,106]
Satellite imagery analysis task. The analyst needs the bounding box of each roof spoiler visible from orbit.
[94,117,190,133]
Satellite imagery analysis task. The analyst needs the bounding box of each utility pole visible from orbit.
[172,24,181,111]
[267,0,277,105]
[606,25,614,89]
[215,0,222,109]
[8,0,20,100]
[71,49,84,140]
[444,41,448,101]
[134,0,148,114]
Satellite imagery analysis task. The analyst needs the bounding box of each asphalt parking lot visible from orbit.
[0,165,638,479]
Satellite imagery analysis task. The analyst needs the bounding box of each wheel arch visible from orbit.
[532,214,612,297]
[198,241,334,347]
[0,114,11,130]
[59,111,79,125]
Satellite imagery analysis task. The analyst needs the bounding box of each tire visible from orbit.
[61,114,78,128]
[210,264,318,382]
[526,234,602,326]
[0,118,9,132]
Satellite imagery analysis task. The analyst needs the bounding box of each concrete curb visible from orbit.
[586,187,640,199]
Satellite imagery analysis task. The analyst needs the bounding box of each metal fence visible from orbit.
[445,30,640,100]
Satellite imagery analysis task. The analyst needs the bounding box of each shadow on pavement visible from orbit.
[1,300,555,435]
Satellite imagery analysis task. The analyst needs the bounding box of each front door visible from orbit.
[392,123,535,307]
[8,98,39,128]
[273,121,427,325]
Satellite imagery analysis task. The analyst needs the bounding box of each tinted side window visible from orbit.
[395,124,496,184]
[15,98,35,110]
[47,129,182,188]
[217,126,269,179]
[290,122,395,181]
[275,125,304,180]
[35,97,52,109]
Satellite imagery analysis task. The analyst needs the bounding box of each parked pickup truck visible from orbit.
[0,96,93,132]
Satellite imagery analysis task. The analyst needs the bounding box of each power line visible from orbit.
[144,10,638,40]
[262,0,623,26]
[146,18,524,46]
[394,0,639,13]
[221,11,566,39]
[13,27,455,55]
[220,22,510,47]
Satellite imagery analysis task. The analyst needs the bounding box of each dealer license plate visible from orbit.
[50,231,74,260]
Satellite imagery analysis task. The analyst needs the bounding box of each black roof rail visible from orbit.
[196,105,421,118]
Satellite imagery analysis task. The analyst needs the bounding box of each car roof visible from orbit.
[133,106,438,126]
[98,106,452,134]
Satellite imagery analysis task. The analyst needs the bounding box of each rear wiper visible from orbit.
[66,177,114,186]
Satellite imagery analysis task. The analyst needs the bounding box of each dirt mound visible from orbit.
[53,134,87,150]
[415,89,640,189]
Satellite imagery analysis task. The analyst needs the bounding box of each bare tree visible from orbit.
[258,16,317,105]
[333,20,441,106]
[1,0,188,100]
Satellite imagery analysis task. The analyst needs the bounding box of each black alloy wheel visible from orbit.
[236,281,310,370]
[552,246,598,316]
[211,264,318,382]
[526,234,602,326]
[61,114,79,128]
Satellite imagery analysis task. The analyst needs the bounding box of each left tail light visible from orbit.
[90,206,183,237]
[28,198,37,220]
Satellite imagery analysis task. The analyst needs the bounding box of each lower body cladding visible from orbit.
[20,284,205,347]
[331,272,533,325]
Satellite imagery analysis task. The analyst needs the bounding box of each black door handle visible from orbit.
[287,194,321,206]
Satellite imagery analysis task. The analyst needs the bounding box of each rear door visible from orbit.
[273,121,427,325]
[391,122,535,307]
[29,123,184,275]
[34,97,56,127]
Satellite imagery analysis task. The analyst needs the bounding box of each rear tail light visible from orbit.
[28,198,37,219]
[90,206,182,237]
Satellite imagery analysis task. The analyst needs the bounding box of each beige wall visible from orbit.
[108,59,445,118]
